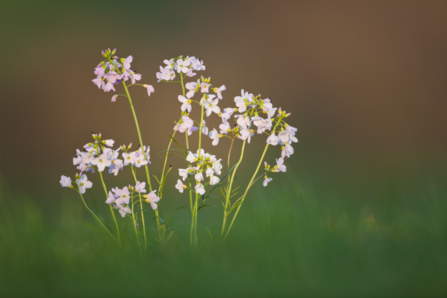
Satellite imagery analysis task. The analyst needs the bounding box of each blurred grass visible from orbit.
[0,170,446,298]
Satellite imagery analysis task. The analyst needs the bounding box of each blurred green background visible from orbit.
[1,1,447,297]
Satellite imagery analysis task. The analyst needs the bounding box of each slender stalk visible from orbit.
[130,190,142,255]
[224,143,269,241]
[99,171,121,246]
[109,59,152,192]
[221,141,246,236]
[131,167,147,250]
[76,188,117,243]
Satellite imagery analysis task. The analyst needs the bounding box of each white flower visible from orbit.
[267,107,277,118]
[276,158,287,172]
[179,168,188,180]
[109,159,123,176]
[195,182,205,195]
[133,152,148,168]
[186,151,197,163]
[281,143,294,159]
[238,125,253,143]
[122,152,136,166]
[175,179,185,193]
[212,160,223,175]
[185,80,200,98]
[209,128,220,146]
[200,82,210,93]
[105,191,116,205]
[145,190,160,210]
[178,116,199,136]
[234,90,253,113]
[219,121,231,134]
[102,139,114,147]
[91,154,112,172]
[267,134,279,146]
[77,174,93,194]
[209,175,220,185]
[213,85,226,100]
[113,187,130,205]
[135,181,146,193]
[118,206,131,218]
[236,114,251,127]
[263,177,272,187]
[176,59,191,73]
[123,56,133,70]
[178,95,192,113]
[204,98,221,117]
[195,171,204,182]
[60,175,72,188]
[205,167,214,177]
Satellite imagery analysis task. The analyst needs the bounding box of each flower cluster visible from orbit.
[206,89,298,187]
[156,56,206,82]
[92,48,154,99]
[61,133,159,215]
[176,149,222,195]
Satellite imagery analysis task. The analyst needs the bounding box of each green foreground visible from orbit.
[1,172,446,298]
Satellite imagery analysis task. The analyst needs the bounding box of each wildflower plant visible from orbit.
[60,48,298,251]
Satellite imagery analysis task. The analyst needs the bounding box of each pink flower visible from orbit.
[144,84,155,96]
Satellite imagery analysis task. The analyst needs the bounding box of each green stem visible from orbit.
[221,141,246,236]
[224,143,269,241]
[130,190,142,256]
[109,59,152,193]
[99,172,121,246]
[131,167,147,250]
[76,188,117,243]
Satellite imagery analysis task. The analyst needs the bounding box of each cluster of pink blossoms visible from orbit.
[60,133,159,217]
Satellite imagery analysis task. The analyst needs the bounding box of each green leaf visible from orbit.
[157,148,184,154]
[166,230,175,243]
[228,201,242,215]
[205,227,214,245]
[152,175,161,185]
[175,206,189,211]
[198,204,215,211]
[169,135,186,156]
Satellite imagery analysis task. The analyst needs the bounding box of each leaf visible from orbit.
[169,135,186,156]
[228,201,242,215]
[166,230,175,243]
[157,148,184,154]
[198,204,215,211]
[175,206,189,211]
[204,163,238,197]
[159,153,186,160]
[220,188,226,198]
[153,175,161,185]
[205,227,214,245]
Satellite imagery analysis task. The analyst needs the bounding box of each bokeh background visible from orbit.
[1,1,447,297]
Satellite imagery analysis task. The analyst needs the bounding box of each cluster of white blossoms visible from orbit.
[92,48,154,99]
[206,89,298,187]
[60,133,160,217]
[173,76,226,138]
[156,55,206,82]
[176,149,222,195]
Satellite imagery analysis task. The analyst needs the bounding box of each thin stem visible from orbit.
[131,167,147,250]
[109,59,152,193]
[130,190,142,256]
[76,188,117,243]
[224,143,269,241]
[221,141,246,236]
[99,172,121,246]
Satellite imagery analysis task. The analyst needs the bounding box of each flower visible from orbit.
[219,121,231,134]
[111,95,118,102]
[238,125,253,143]
[77,174,93,194]
[91,153,112,172]
[122,55,133,70]
[109,159,123,176]
[195,171,204,182]
[213,85,226,100]
[200,82,210,93]
[176,59,191,73]
[122,152,136,166]
[113,186,130,205]
[135,181,146,193]
[178,95,192,113]
[281,143,294,159]
[263,177,272,187]
[195,182,205,195]
[209,128,220,146]
[266,134,279,146]
[204,97,221,117]
[236,114,251,127]
[175,179,185,193]
[185,80,200,98]
[103,139,115,147]
[133,152,148,168]
[105,191,116,204]
[60,175,72,188]
[209,176,220,185]
[144,84,155,96]
[275,158,287,172]
[145,190,160,210]
[117,205,131,218]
